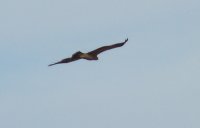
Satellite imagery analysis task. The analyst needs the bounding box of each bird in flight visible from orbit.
[48,38,128,66]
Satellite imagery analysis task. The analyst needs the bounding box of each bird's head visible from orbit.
[72,51,83,58]
[76,51,83,54]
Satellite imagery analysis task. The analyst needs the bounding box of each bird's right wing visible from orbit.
[88,38,128,56]
[48,57,80,66]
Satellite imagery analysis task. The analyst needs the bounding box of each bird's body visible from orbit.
[80,53,98,60]
[48,38,128,66]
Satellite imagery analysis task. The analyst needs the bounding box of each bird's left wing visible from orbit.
[48,57,80,66]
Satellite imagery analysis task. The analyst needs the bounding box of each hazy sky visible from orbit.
[0,0,200,128]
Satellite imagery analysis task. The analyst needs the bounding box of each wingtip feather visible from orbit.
[125,38,128,43]
[48,62,59,66]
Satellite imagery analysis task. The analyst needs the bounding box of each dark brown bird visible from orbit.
[48,38,128,66]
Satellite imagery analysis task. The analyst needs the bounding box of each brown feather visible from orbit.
[88,38,128,56]
[48,38,128,66]
[48,56,80,66]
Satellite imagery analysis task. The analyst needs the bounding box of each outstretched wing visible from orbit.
[48,57,80,66]
[88,38,128,56]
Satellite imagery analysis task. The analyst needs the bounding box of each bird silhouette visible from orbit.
[48,38,128,66]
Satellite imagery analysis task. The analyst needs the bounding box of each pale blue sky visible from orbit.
[0,0,200,128]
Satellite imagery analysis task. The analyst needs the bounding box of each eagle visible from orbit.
[48,38,128,66]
